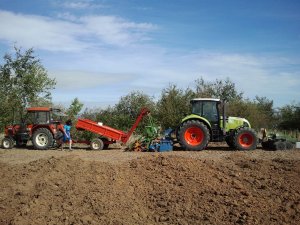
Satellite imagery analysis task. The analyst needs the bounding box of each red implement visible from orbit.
[75,108,150,144]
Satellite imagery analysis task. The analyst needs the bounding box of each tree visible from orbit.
[227,97,275,130]
[0,47,56,128]
[195,77,243,101]
[85,91,156,133]
[157,84,195,129]
[114,91,156,132]
[277,102,300,130]
[66,97,84,121]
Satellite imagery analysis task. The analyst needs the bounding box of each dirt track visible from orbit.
[0,144,299,225]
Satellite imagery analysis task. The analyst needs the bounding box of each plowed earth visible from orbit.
[0,144,299,225]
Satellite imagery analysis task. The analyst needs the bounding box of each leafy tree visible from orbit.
[277,102,300,130]
[114,91,156,132]
[66,97,84,121]
[195,77,243,101]
[0,47,56,128]
[157,84,195,129]
[64,98,84,140]
[227,97,275,130]
[88,91,156,133]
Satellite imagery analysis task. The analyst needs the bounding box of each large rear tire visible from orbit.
[2,137,14,149]
[178,120,210,151]
[234,127,257,150]
[32,128,54,150]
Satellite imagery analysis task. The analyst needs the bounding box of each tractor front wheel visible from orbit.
[234,127,257,150]
[2,137,14,149]
[178,120,210,151]
[32,128,54,150]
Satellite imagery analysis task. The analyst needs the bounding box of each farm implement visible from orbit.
[260,129,295,150]
[75,108,154,150]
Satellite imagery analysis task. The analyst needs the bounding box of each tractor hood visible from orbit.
[226,116,251,131]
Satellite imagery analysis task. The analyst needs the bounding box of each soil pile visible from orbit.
[0,154,299,225]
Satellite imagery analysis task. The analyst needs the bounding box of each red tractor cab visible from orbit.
[2,107,65,150]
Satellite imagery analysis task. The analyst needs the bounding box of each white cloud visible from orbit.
[0,11,85,51]
[46,48,300,107]
[50,70,135,89]
[0,10,156,51]
[80,15,156,46]
[61,0,106,10]
[63,1,92,9]
[0,10,298,107]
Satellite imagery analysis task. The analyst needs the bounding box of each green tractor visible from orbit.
[177,98,257,150]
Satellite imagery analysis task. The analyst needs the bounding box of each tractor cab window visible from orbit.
[192,101,202,115]
[192,101,219,123]
[27,111,50,124]
[202,101,218,123]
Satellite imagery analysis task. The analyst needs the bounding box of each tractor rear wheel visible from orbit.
[178,120,210,151]
[2,137,14,149]
[234,127,257,150]
[32,128,54,150]
[90,138,104,150]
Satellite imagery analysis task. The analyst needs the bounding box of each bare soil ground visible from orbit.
[0,143,299,225]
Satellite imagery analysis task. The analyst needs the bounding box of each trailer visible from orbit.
[75,108,150,150]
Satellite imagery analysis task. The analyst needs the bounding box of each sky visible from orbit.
[0,0,299,108]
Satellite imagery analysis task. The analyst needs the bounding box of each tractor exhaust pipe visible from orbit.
[222,100,226,136]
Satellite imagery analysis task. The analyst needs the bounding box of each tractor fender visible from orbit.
[179,114,212,137]
[31,125,56,137]
[181,114,212,128]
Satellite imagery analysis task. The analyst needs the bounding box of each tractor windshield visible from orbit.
[27,111,50,124]
[192,101,219,123]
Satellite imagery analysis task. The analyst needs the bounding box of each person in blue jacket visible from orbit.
[62,119,72,150]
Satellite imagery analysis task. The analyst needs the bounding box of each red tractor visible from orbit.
[2,107,65,150]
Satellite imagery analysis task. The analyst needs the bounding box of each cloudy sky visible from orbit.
[0,0,299,108]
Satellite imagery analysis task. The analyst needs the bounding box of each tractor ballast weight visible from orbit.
[2,107,65,150]
[177,98,258,151]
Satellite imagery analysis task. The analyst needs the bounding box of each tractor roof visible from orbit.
[27,107,51,112]
[191,98,221,102]
[26,107,63,112]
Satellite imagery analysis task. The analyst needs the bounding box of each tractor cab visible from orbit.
[190,98,223,125]
[190,98,225,141]
[26,107,52,124]
[25,107,65,125]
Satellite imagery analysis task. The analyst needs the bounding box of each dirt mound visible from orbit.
[0,154,299,225]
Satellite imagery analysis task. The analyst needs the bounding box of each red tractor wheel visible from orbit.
[178,120,210,151]
[234,127,257,150]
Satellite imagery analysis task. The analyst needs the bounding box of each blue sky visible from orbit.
[0,0,299,108]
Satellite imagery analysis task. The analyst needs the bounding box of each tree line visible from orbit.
[0,47,299,134]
